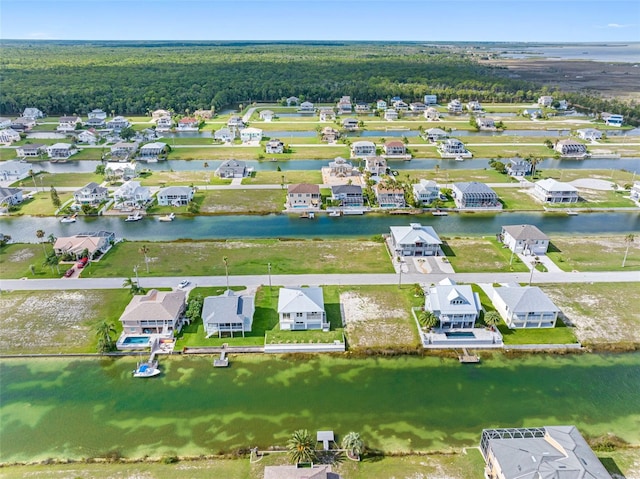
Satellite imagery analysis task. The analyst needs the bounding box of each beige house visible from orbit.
[118,289,187,337]
[286,183,320,209]
[53,231,115,259]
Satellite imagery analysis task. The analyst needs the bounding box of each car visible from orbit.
[77,257,89,269]
[178,280,190,289]
[64,268,75,278]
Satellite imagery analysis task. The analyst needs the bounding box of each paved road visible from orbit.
[1,270,638,292]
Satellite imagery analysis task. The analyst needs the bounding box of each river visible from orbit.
[1,353,639,462]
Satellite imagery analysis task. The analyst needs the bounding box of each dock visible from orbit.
[213,346,229,367]
[458,348,480,363]
[317,430,334,451]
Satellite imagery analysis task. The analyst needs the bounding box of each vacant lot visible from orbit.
[139,170,230,186]
[0,243,61,279]
[442,237,529,273]
[0,289,130,354]
[547,235,640,272]
[13,171,103,188]
[198,189,286,214]
[9,191,74,216]
[541,283,640,344]
[242,170,323,185]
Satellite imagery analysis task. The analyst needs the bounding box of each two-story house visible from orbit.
[139,142,167,161]
[106,116,130,131]
[73,182,109,206]
[374,184,405,208]
[447,99,463,114]
[383,140,406,157]
[341,118,359,130]
[492,285,560,328]
[438,138,471,158]
[384,109,399,121]
[533,179,579,203]
[57,116,82,132]
[215,159,247,178]
[319,109,336,122]
[424,128,449,143]
[452,182,502,210]
[424,107,440,121]
[202,290,255,338]
[156,186,194,206]
[425,278,481,330]
[330,184,364,207]
[240,127,263,143]
[286,183,320,209]
[265,139,285,154]
[113,180,151,208]
[278,287,327,331]
[390,223,442,257]
[351,140,376,157]
[500,224,550,256]
[413,179,440,204]
[364,156,386,176]
[299,101,314,112]
[327,157,355,177]
[177,117,199,131]
[118,289,187,337]
[46,143,76,160]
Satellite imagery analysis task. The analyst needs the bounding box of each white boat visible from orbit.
[132,360,161,378]
[432,210,449,216]
[146,158,158,163]
[454,156,464,162]
[60,213,77,223]
[328,210,341,217]
[158,212,176,222]
[566,210,579,216]
[308,212,315,219]
[125,212,143,222]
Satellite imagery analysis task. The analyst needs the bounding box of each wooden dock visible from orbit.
[213,346,229,367]
[459,348,480,363]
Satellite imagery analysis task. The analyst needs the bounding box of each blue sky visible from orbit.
[1,0,639,42]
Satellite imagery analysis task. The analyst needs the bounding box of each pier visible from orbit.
[459,348,480,363]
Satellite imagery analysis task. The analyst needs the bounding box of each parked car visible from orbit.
[178,280,190,289]
[77,257,89,269]
[64,268,75,278]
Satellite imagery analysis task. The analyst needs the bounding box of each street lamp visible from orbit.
[267,262,272,290]
[528,259,539,286]
[398,259,403,289]
[133,264,140,287]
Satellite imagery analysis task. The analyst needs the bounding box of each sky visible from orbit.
[1,0,639,42]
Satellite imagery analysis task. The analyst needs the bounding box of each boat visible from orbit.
[454,156,464,162]
[158,212,176,222]
[566,210,579,216]
[132,360,161,378]
[125,212,143,222]
[328,210,341,217]
[60,213,77,223]
[308,212,315,219]
[146,158,158,163]
[432,210,448,216]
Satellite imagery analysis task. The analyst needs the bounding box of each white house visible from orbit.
[46,143,76,160]
[85,117,106,128]
[265,139,285,154]
[259,110,275,121]
[424,107,440,121]
[214,127,235,143]
[423,94,437,105]
[240,127,262,143]
[22,108,44,119]
[286,96,299,107]
[88,109,107,120]
[157,186,194,206]
[0,187,23,207]
[630,181,640,204]
[438,138,471,158]
[105,161,138,180]
[277,287,327,331]
[413,179,440,204]
[351,140,376,157]
[57,116,82,132]
[227,116,245,129]
[151,109,171,120]
[355,102,370,113]
[601,112,623,127]
[534,179,579,203]
[327,157,355,177]
[425,278,481,330]
[538,95,554,107]
[202,290,255,338]
[319,109,336,122]
[0,160,35,182]
[384,109,399,121]
[110,142,138,158]
[376,100,388,110]
[447,99,463,113]
[476,117,496,130]
[106,116,130,130]
[424,128,449,142]
[73,182,109,205]
[118,289,187,337]
[11,117,36,130]
[113,180,151,208]
[492,285,560,328]
[389,223,442,257]
[410,102,427,112]
[506,158,532,177]
[577,128,603,141]
[139,142,167,160]
[0,128,21,144]
[320,126,339,143]
[337,96,352,114]
[393,100,409,111]
[341,118,359,130]
[215,159,247,178]
[467,100,482,112]
[0,117,11,129]
[77,129,99,144]
[500,224,550,256]
[299,101,314,112]
[16,143,46,158]
[155,116,173,131]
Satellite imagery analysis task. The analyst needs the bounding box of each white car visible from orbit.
[178,280,190,289]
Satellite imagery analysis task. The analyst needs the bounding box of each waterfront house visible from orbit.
[556,100,569,110]
[227,116,245,129]
[351,140,376,157]
[177,117,199,131]
[424,107,440,121]
[538,95,554,107]
[16,143,46,158]
[0,160,34,182]
[341,118,359,130]
[299,101,314,112]
[214,127,235,143]
[555,139,588,158]
[391,96,403,103]
[139,142,167,161]
[330,184,364,207]
[337,96,352,114]
[437,138,471,158]
[327,157,355,177]
[0,117,11,129]
[424,128,448,142]
[85,117,106,128]
[0,187,23,207]
[265,139,285,154]
[500,224,549,256]
[522,108,543,119]
[355,102,370,113]
[424,94,437,105]
[413,179,440,204]
[390,223,442,257]
[630,181,640,204]
[506,158,532,177]
[410,102,427,112]
[452,182,502,210]
[467,100,482,112]
[277,286,327,331]
[321,126,339,142]
[534,178,579,203]
[155,116,173,131]
[110,142,138,159]
[151,109,171,120]
[601,112,623,127]
[492,285,560,328]
[46,143,76,160]
[319,108,336,122]
[119,289,187,336]
[480,426,612,479]
[393,100,409,111]
[202,290,254,338]
[286,96,299,106]
[376,99,388,110]
[113,180,151,208]
[383,140,407,157]
[22,107,44,120]
[364,156,387,176]
[73,182,109,206]
[447,99,463,114]
[53,231,115,259]
[106,116,130,131]
[10,117,36,130]
[105,161,138,180]
[374,184,405,208]
[57,116,82,132]
[240,127,263,144]
[425,278,481,329]
[0,128,21,144]
[577,128,603,141]
[286,183,320,209]
[215,159,247,178]
[259,110,274,121]
[476,117,496,130]
[384,109,399,121]
[157,186,194,206]
[77,129,99,144]
[88,109,107,120]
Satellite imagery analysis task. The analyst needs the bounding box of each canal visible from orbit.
[1,353,639,462]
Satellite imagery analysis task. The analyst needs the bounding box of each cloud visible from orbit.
[603,23,635,28]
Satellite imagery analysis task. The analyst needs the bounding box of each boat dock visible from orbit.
[213,346,229,367]
[458,348,480,363]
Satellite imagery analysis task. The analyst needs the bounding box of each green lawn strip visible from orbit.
[536,168,636,185]
[198,188,286,214]
[165,137,217,145]
[72,148,104,160]
[138,170,230,186]
[546,236,640,272]
[0,243,60,279]
[467,144,553,158]
[496,188,545,210]
[8,191,73,216]
[286,145,350,159]
[168,147,263,160]
[441,237,529,273]
[16,171,103,188]
[243,170,323,185]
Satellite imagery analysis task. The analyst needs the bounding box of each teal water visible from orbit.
[1,353,639,462]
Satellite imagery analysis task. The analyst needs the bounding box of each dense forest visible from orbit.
[0,41,637,124]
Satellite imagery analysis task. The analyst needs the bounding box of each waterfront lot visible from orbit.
[547,235,640,272]
[0,243,60,279]
[442,237,530,273]
[8,191,74,216]
[197,189,286,214]
[139,170,231,186]
[242,170,323,185]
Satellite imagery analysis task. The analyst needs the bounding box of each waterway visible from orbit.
[2,212,639,243]
[1,353,639,462]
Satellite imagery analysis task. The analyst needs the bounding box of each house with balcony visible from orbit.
[10,117,36,131]
[374,184,405,208]
[265,139,284,154]
[452,182,502,210]
[157,186,194,206]
[278,287,327,331]
[202,290,255,338]
[337,96,352,114]
[215,159,247,178]
[46,143,76,160]
[413,179,440,204]
[577,128,603,141]
[0,187,23,207]
[500,224,549,256]
[393,100,409,111]
[630,181,640,205]
[437,138,471,158]
[227,116,245,129]
[286,96,299,106]
[0,117,11,129]
[0,160,34,182]
[364,156,386,176]
[23,107,44,120]
[240,127,263,143]
[85,117,106,128]
[492,285,560,329]
[320,126,339,142]
[106,116,130,131]
[601,112,623,127]
[424,128,449,143]
[319,108,336,122]
[376,99,388,110]
[118,289,187,338]
[424,107,440,121]
[330,184,364,207]
[74,182,109,206]
[506,158,532,177]
[390,223,442,257]
[534,179,579,203]
[57,116,82,132]
[88,109,107,120]
[16,143,46,158]
[355,102,370,113]
[286,183,320,209]
[384,109,399,121]
[447,99,463,113]
[299,101,314,112]
[538,95,554,107]
[341,117,359,130]
[53,231,115,259]
[110,142,138,159]
[105,161,138,180]
[476,117,496,130]
[383,140,407,157]
[555,139,588,158]
[214,127,235,143]
[424,94,437,105]
[77,129,99,144]
[425,278,481,329]
[409,102,427,112]
[139,142,166,161]
[113,180,151,208]
[351,140,376,157]
[467,100,482,112]
[177,117,199,131]
[155,116,173,131]
[0,128,21,144]
[259,110,274,121]
[327,157,355,177]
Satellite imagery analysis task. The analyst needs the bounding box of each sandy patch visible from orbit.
[571,178,616,190]
[8,248,36,262]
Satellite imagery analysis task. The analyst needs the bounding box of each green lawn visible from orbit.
[242,170,323,185]
[546,236,640,272]
[0,243,60,279]
[496,188,544,210]
[402,168,517,184]
[467,144,553,158]
[198,188,286,214]
[442,237,529,273]
[538,168,636,185]
[15,171,103,188]
[8,190,74,216]
[168,147,263,160]
[138,170,231,186]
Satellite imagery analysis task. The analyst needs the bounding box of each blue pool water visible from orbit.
[123,336,150,344]
[444,331,476,338]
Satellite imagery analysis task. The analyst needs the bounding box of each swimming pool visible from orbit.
[444,331,476,338]
[122,336,150,345]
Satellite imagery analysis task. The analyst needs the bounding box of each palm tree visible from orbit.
[412,283,424,297]
[139,244,150,273]
[622,234,635,267]
[418,310,438,330]
[123,277,145,295]
[484,311,502,327]
[342,432,364,460]
[96,320,117,353]
[42,252,60,274]
[222,256,230,291]
[287,429,317,464]
[36,229,46,256]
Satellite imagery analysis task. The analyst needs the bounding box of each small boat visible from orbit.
[146,158,158,163]
[329,210,341,217]
[158,212,176,222]
[132,360,161,378]
[308,212,315,219]
[454,156,464,162]
[125,212,143,222]
[432,210,448,216]
[566,210,579,216]
[60,213,77,223]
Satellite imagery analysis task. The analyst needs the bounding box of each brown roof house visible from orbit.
[53,231,115,259]
[286,183,321,209]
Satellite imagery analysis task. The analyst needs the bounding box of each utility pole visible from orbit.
[133,264,140,287]
[398,260,403,289]
[528,260,537,286]
[267,262,272,290]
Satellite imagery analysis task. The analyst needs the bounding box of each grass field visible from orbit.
[0,243,60,279]
[547,235,640,272]
[17,171,103,188]
[401,167,517,184]
[496,188,545,210]
[198,189,286,214]
[8,191,74,216]
[442,237,530,273]
[242,170,323,185]
[138,170,231,186]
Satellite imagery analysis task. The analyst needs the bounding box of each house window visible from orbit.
[282,313,290,319]
[296,312,303,318]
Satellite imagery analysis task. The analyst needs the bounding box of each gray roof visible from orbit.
[278,287,325,314]
[158,186,193,196]
[536,178,578,193]
[76,182,107,195]
[0,187,22,199]
[331,184,362,195]
[390,223,442,247]
[427,279,480,316]
[502,224,549,241]
[454,182,498,196]
[264,464,338,479]
[219,159,246,169]
[493,286,559,314]
[202,290,254,329]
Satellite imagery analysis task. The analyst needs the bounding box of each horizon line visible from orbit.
[2,38,639,43]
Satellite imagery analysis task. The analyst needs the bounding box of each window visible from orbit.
[296,312,303,318]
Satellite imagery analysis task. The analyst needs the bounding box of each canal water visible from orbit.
[1,353,639,462]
